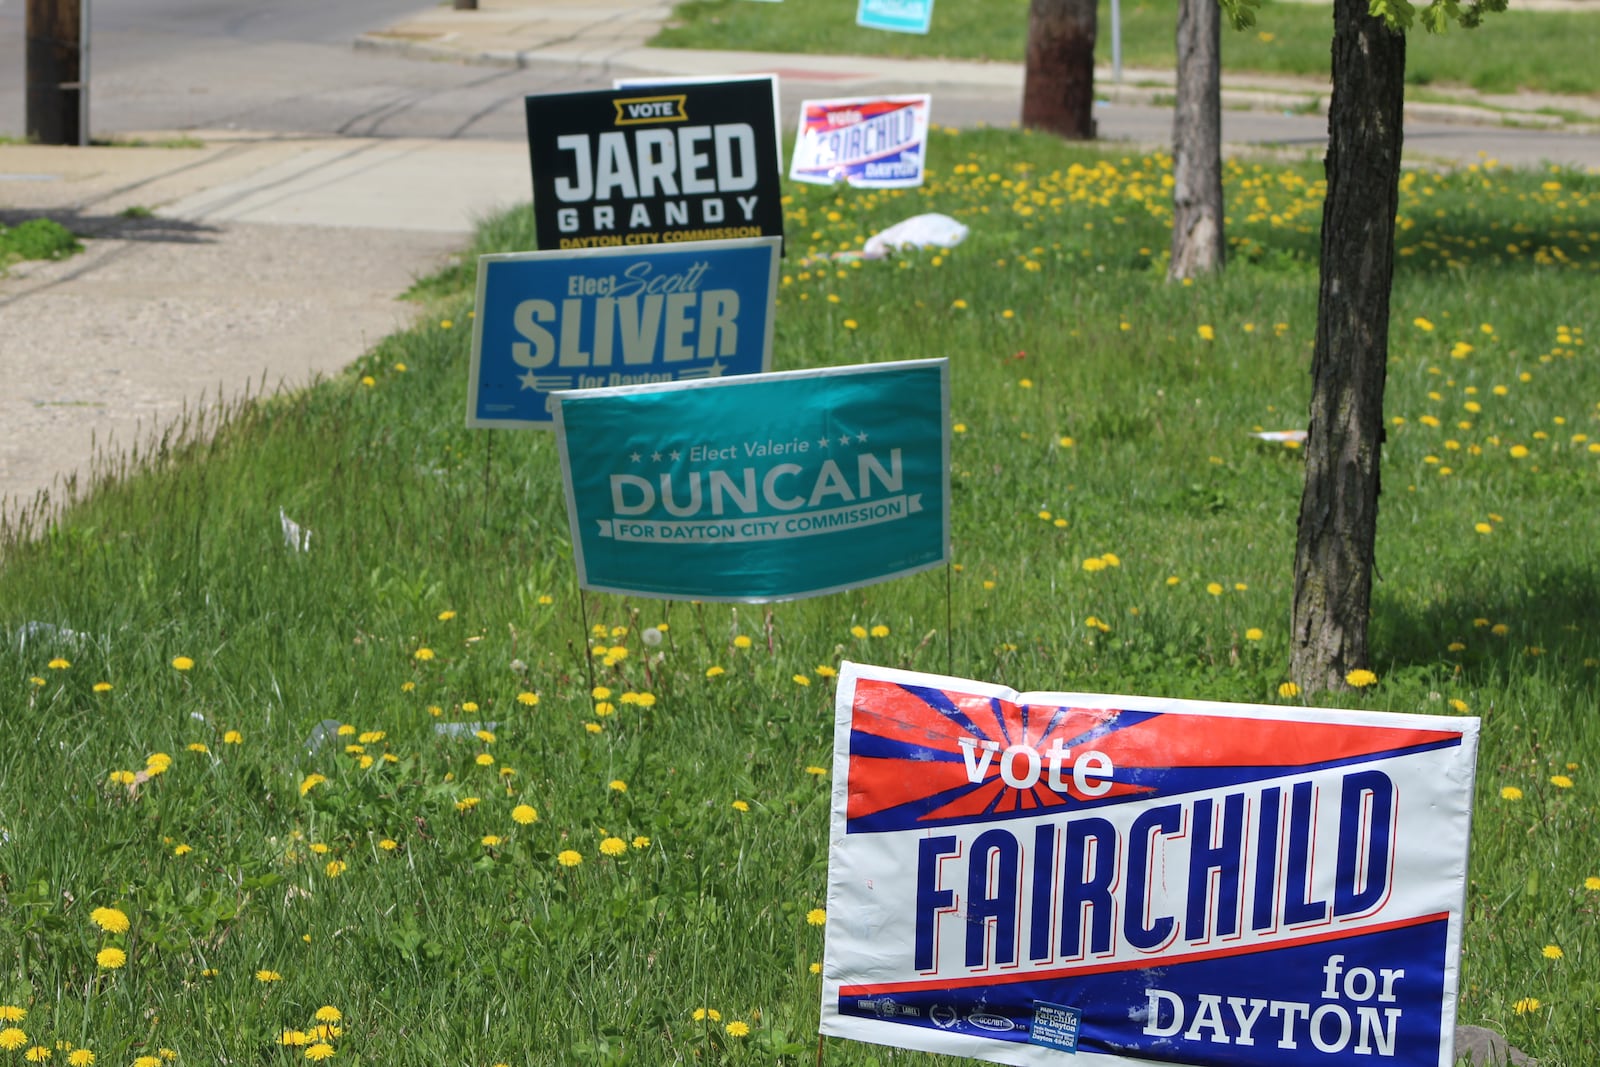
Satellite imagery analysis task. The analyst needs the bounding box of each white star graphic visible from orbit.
[519,369,540,391]
[856,430,869,443]
[706,361,725,378]
[838,434,850,447]
[630,452,643,464]
[670,449,682,461]
[652,451,663,463]
[818,436,831,449]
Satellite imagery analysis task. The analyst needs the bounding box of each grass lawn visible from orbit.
[653,0,1600,96]
[1,130,1598,1064]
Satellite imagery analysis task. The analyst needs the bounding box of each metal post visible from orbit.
[1111,0,1123,84]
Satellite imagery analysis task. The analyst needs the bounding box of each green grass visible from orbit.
[653,0,1600,96]
[0,218,82,270]
[1,130,1598,1065]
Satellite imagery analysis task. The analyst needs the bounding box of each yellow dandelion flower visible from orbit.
[815,666,837,678]
[0,1007,23,1023]
[512,804,538,825]
[1584,876,1600,891]
[173,844,192,857]
[314,1006,341,1023]
[171,656,194,671]
[1244,628,1264,642]
[1413,317,1434,332]
[608,779,627,793]
[1082,557,1107,572]
[1513,997,1540,1015]
[705,665,725,678]
[299,773,327,797]
[1542,944,1564,959]
[806,908,827,926]
[304,1043,335,1062]
[413,648,435,661]
[850,625,868,639]
[379,839,398,851]
[732,635,752,649]
[93,682,112,693]
[517,692,539,706]
[481,835,503,848]
[455,797,480,812]
[96,947,126,970]
[870,624,890,637]
[437,609,456,621]
[475,753,495,767]
[1,1029,29,1052]
[256,969,281,983]
[584,723,602,734]
[809,962,822,975]
[725,1021,751,1038]
[1198,324,1215,341]
[47,658,71,670]
[692,1008,722,1022]
[806,765,829,776]
[24,1047,49,1062]
[1278,682,1301,698]
[90,906,130,934]
[732,800,750,812]
[1501,786,1523,801]
[599,837,627,857]
[1345,669,1378,688]
[462,701,480,713]
[557,850,582,868]
[1449,699,1469,712]
[324,860,346,878]
[1551,775,1574,789]
[1206,582,1223,596]
[792,674,811,686]
[279,1030,310,1047]
[68,1051,94,1067]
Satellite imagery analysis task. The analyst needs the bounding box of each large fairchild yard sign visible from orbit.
[822,662,1480,1067]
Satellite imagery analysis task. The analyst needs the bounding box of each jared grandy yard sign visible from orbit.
[466,237,780,428]
[524,80,784,251]
[552,359,950,602]
[822,662,1481,1067]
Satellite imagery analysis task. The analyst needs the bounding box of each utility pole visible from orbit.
[26,0,87,145]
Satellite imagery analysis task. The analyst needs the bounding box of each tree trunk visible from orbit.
[1168,0,1224,279]
[1021,0,1097,140]
[1289,0,1406,692]
[26,0,83,146]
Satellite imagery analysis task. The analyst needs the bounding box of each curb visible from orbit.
[352,32,1592,134]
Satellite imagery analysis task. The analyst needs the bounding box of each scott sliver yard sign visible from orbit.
[553,359,949,602]
[823,662,1480,1067]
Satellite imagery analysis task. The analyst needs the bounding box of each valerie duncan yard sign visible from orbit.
[552,359,949,602]
[466,237,780,428]
[823,662,1480,1067]
[524,80,784,251]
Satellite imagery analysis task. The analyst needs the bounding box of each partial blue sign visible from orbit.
[467,237,780,428]
[554,360,950,602]
[857,0,934,34]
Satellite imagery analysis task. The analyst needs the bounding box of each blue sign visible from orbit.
[553,360,950,602]
[857,0,934,34]
[466,237,780,428]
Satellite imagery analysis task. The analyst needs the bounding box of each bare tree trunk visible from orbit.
[26,0,83,145]
[1021,0,1097,140]
[1168,0,1224,279]
[1289,0,1406,692]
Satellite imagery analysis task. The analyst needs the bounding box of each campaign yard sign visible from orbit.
[524,80,784,251]
[466,237,780,428]
[823,662,1481,1067]
[790,95,931,189]
[857,0,935,34]
[552,359,949,601]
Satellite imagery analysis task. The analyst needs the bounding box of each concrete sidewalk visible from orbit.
[354,0,1600,131]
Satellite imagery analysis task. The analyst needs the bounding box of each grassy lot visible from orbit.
[1,130,1598,1065]
[0,218,80,272]
[653,0,1600,96]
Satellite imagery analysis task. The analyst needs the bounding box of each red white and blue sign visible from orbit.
[790,95,931,189]
[822,663,1480,1067]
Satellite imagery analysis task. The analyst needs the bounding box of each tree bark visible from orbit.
[26,0,83,146]
[1021,0,1097,140]
[1168,0,1224,279]
[1289,0,1406,692]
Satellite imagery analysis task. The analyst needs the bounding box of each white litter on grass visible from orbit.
[280,508,312,552]
[434,722,498,737]
[303,719,343,754]
[863,213,969,260]
[16,621,87,651]
[1252,430,1308,443]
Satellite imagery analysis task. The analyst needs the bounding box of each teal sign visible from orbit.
[857,0,934,34]
[554,360,949,602]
